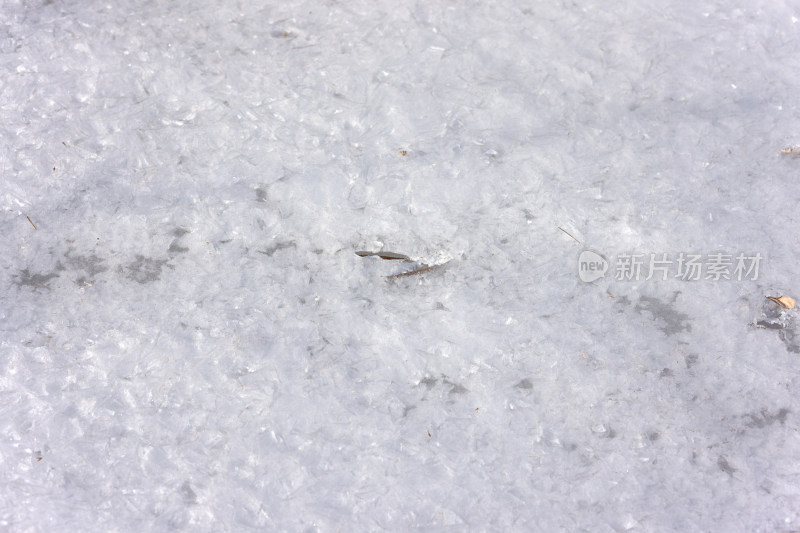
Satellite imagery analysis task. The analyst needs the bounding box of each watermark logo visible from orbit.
[578,250,608,282]
[578,251,763,282]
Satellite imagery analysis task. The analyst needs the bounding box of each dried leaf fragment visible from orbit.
[767,295,795,309]
[355,250,411,261]
[386,261,451,280]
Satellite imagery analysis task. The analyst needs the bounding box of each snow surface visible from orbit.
[2,0,800,531]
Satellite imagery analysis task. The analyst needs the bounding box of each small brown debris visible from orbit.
[26,216,37,230]
[767,296,795,309]
[399,149,407,157]
[355,250,411,261]
[557,226,581,244]
[386,263,448,280]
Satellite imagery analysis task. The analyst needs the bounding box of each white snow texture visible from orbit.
[2,0,800,531]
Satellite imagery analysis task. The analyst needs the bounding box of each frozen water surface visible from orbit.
[2,0,800,531]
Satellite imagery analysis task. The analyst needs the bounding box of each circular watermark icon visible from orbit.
[578,250,608,282]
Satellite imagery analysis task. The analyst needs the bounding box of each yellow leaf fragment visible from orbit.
[766,295,795,309]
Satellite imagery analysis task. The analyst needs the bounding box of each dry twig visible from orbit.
[386,262,450,280]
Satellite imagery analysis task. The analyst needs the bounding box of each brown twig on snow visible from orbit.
[557,226,580,244]
[386,262,450,280]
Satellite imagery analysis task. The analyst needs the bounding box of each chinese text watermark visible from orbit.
[578,251,762,282]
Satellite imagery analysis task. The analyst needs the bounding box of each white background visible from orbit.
[2,0,800,531]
